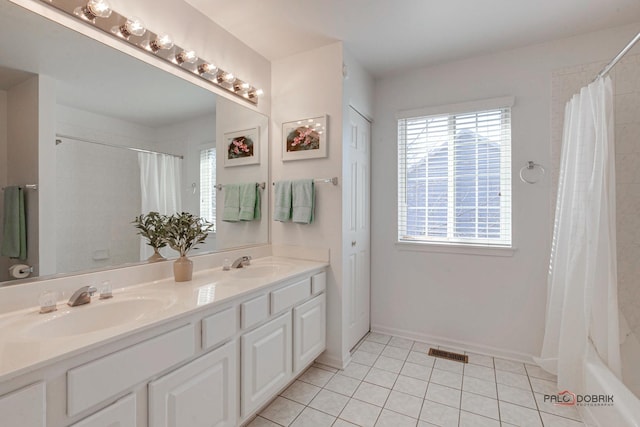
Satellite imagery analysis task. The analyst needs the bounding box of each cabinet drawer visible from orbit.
[0,382,45,427]
[202,307,236,350]
[67,324,195,416]
[271,278,311,314]
[241,294,269,330]
[311,271,326,295]
[71,394,136,427]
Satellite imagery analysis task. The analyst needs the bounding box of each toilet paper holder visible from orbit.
[8,264,33,279]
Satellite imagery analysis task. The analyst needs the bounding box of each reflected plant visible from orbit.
[163,212,213,257]
[132,211,168,250]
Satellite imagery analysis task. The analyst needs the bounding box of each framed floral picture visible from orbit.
[282,115,328,161]
[223,127,260,167]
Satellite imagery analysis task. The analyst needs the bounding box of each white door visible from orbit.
[293,293,326,373]
[148,341,237,427]
[345,106,371,350]
[241,312,292,417]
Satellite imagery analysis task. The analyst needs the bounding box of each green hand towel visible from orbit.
[273,181,292,222]
[222,184,240,222]
[292,179,315,224]
[1,186,27,259]
[239,183,257,221]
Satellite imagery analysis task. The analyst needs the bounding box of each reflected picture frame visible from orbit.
[223,127,260,167]
[282,115,328,161]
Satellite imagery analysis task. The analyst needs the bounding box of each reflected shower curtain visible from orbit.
[537,76,621,392]
[138,152,182,261]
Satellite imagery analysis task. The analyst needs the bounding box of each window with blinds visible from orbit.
[200,147,216,232]
[397,102,512,247]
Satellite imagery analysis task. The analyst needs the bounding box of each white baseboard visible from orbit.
[316,351,351,370]
[371,324,536,364]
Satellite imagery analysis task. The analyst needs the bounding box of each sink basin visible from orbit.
[230,263,293,279]
[25,296,173,338]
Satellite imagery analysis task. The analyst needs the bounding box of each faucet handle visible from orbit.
[39,291,58,314]
[98,281,112,299]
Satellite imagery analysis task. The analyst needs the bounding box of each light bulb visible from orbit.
[75,0,112,21]
[116,17,146,38]
[222,72,235,83]
[87,0,111,18]
[149,34,174,52]
[197,63,218,75]
[248,88,264,99]
[233,81,250,92]
[175,50,198,65]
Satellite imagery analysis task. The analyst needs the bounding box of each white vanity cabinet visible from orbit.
[241,311,293,417]
[0,264,327,427]
[149,341,237,427]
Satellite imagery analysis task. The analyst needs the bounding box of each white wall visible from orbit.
[0,90,7,280]
[55,105,146,273]
[272,42,347,366]
[7,76,39,277]
[371,23,640,360]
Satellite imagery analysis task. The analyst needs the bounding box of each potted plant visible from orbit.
[163,212,213,282]
[133,212,168,263]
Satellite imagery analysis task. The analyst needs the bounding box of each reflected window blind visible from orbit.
[398,106,512,247]
[200,148,216,232]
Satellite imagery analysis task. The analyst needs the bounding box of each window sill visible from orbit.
[395,241,517,257]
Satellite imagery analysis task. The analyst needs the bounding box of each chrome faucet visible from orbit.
[231,255,252,268]
[68,285,97,307]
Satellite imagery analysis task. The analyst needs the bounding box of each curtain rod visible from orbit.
[55,134,184,160]
[594,31,640,81]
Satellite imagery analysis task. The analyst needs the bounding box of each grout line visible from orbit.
[492,354,503,425]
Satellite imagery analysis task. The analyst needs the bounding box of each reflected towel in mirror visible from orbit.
[222,184,240,222]
[1,186,27,259]
[239,183,260,221]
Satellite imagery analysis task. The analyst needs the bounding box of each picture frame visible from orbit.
[282,115,328,161]
[223,127,260,167]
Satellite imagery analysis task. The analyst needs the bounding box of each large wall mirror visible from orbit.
[0,0,269,284]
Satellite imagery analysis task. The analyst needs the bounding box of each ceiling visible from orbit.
[185,0,640,77]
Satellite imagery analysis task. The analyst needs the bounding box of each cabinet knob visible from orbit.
[351,241,356,247]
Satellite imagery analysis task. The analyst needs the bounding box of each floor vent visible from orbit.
[428,348,469,363]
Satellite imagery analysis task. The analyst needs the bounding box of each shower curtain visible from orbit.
[138,152,182,260]
[537,76,621,392]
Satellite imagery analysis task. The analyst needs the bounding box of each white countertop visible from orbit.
[0,256,327,383]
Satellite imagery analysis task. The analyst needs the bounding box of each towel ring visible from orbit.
[519,161,545,184]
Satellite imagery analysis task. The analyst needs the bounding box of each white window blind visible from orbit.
[398,103,512,247]
[200,148,216,231]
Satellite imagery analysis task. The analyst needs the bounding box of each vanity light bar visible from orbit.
[40,0,263,105]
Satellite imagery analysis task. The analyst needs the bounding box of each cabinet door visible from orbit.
[149,341,237,427]
[241,312,292,417]
[71,394,135,427]
[0,382,45,427]
[293,294,326,373]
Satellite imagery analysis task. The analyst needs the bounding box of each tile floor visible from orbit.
[248,332,586,427]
